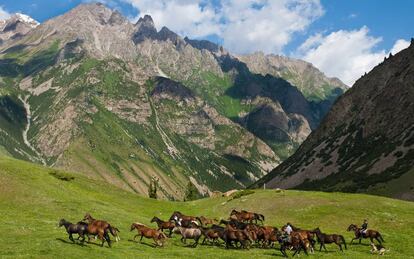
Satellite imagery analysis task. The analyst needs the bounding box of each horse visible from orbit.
[221,225,253,249]
[58,219,88,243]
[173,226,202,247]
[82,213,112,247]
[170,211,199,228]
[347,224,385,245]
[282,224,316,251]
[169,211,197,222]
[312,227,347,252]
[200,226,223,245]
[219,219,248,230]
[256,226,278,247]
[76,221,120,242]
[230,210,264,224]
[276,230,309,257]
[151,216,175,237]
[130,223,167,247]
[196,216,218,226]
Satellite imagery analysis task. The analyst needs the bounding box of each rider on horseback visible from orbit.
[360,219,368,236]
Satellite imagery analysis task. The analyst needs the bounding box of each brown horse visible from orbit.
[83,213,112,247]
[230,210,264,224]
[276,230,309,257]
[196,216,218,226]
[151,216,175,237]
[221,225,253,249]
[312,227,347,252]
[130,223,167,247]
[200,226,223,245]
[282,224,316,251]
[347,224,385,245]
[256,226,278,247]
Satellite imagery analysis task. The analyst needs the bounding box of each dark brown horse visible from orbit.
[312,227,347,252]
[59,219,88,243]
[130,223,167,247]
[83,213,112,247]
[151,216,175,237]
[221,225,253,249]
[347,224,385,245]
[200,226,223,245]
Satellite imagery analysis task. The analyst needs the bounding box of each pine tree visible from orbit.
[184,181,199,201]
[148,177,159,199]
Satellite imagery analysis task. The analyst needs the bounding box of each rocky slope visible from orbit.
[0,3,344,199]
[237,52,347,102]
[254,40,414,201]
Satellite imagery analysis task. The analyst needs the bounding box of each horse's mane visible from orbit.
[133,222,147,227]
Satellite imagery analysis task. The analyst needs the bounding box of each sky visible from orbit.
[0,0,412,86]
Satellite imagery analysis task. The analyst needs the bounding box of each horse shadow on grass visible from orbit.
[55,238,90,248]
[127,239,158,248]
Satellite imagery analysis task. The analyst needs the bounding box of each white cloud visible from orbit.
[298,27,410,86]
[390,39,410,55]
[123,0,324,54]
[0,6,11,20]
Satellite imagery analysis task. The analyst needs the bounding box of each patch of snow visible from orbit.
[15,13,39,28]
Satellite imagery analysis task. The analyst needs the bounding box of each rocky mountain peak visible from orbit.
[136,14,155,27]
[0,13,39,43]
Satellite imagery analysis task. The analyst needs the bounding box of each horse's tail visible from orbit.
[378,232,385,242]
[260,214,265,222]
[340,235,347,250]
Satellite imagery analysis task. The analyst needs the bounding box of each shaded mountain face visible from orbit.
[255,41,414,201]
[237,52,347,102]
[0,3,344,199]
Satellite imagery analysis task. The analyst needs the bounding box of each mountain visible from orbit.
[237,52,347,102]
[1,155,414,258]
[0,13,39,44]
[0,3,345,199]
[254,40,414,201]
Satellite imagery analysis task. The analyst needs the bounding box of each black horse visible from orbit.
[59,219,89,243]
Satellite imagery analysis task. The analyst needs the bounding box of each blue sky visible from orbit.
[0,0,412,85]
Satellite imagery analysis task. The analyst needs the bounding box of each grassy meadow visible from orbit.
[0,156,413,258]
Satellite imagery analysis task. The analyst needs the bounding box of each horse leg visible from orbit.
[140,235,144,243]
[359,237,362,244]
[193,236,200,247]
[323,243,328,252]
[169,229,172,238]
[69,233,75,243]
[319,243,323,252]
[105,231,112,247]
[375,237,382,245]
[280,246,288,258]
[133,234,139,240]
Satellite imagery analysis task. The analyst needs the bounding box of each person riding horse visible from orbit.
[360,219,368,237]
[285,223,293,235]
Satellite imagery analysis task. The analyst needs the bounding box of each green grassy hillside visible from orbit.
[1,156,413,258]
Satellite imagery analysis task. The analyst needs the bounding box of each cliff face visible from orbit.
[255,40,414,201]
[0,3,345,199]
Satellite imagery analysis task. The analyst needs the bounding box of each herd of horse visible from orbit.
[59,210,385,257]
